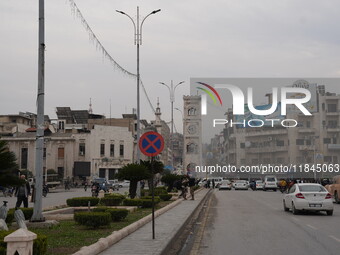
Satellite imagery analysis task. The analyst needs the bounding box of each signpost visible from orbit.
[139,131,164,239]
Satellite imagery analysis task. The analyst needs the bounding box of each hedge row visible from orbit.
[67,194,127,207]
[0,231,47,255]
[123,198,160,208]
[74,212,111,228]
[92,207,129,221]
[5,207,34,225]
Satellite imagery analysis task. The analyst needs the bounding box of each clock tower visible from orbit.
[183,95,202,175]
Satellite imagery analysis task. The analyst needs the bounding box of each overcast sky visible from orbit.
[1,0,340,136]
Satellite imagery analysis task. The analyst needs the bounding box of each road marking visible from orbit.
[307,224,318,230]
[329,235,340,243]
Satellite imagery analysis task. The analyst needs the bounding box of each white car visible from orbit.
[283,183,334,215]
[118,180,130,188]
[234,180,249,190]
[263,176,278,191]
[255,180,264,190]
[219,180,232,190]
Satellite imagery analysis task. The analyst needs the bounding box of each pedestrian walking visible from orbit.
[188,177,196,200]
[182,176,189,200]
[15,175,31,208]
[212,179,215,189]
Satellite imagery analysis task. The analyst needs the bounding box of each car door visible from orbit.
[285,185,296,208]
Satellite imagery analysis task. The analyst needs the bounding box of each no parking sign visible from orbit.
[139,131,164,157]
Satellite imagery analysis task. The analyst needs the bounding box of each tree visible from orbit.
[161,173,182,192]
[117,163,151,198]
[0,140,21,187]
[140,159,164,189]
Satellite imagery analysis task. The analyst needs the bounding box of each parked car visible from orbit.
[255,180,264,190]
[283,183,334,215]
[325,175,340,203]
[263,176,278,191]
[93,178,110,191]
[108,180,120,190]
[219,180,232,190]
[118,180,130,188]
[234,180,249,190]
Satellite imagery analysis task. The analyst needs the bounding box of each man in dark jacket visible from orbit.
[188,177,196,200]
[15,175,31,208]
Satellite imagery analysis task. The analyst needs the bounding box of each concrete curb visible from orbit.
[160,188,211,255]
[73,188,205,255]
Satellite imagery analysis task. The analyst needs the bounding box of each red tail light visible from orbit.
[325,193,332,199]
[295,193,305,199]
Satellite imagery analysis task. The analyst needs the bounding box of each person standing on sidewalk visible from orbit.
[188,177,196,200]
[182,176,189,200]
[15,175,31,208]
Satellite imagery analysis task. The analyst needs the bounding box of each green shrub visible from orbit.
[0,231,47,255]
[123,198,160,208]
[100,196,123,206]
[123,199,142,207]
[159,194,172,201]
[141,189,148,197]
[5,208,34,223]
[74,212,111,228]
[66,197,99,207]
[33,234,47,255]
[154,187,167,195]
[141,196,161,203]
[5,209,14,224]
[92,206,108,212]
[104,193,126,199]
[106,209,129,221]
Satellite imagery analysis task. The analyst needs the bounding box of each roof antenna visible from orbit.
[89,98,93,114]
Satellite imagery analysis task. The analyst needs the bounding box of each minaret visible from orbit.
[89,98,93,114]
[155,98,161,123]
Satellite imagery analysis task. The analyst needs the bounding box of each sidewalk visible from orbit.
[99,188,209,255]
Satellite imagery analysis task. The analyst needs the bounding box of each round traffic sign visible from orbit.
[139,131,164,157]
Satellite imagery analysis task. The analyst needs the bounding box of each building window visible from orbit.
[110,144,115,157]
[305,140,312,146]
[324,156,332,163]
[327,104,337,112]
[79,143,85,156]
[306,121,311,128]
[187,143,198,154]
[323,138,331,144]
[58,147,65,159]
[21,148,28,169]
[188,107,196,116]
[296,139,304,145]
[120,144,124,157]
[240,143,245,148]
[43,148,46,158]
[100,144,105,157]
[276,140,284,146]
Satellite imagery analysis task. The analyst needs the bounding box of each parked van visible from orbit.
[263,176,278,191]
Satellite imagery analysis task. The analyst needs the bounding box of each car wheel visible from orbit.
[283,200,289,212]
[334,192,340,204]
[292,203,299,215]
[263,188,267,191]
[326,210,333,216]
[274,189,277,192]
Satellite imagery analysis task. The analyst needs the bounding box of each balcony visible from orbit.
[326,111,339,116]
[245,129,287,137]
[328,144,340,150]
[327,126,340,132]
[298,128,315,133]
[298,145,315,151]
[245,145,288,154]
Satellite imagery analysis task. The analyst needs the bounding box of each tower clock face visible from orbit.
[187,124,197,134]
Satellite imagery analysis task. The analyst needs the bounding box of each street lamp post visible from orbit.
[159,81,185,170]
[116,7,161,163]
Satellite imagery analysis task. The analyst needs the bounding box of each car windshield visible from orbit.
[267,178,275,182]
[256,181,263,183]
[299,185,326,192]
[236,180,246,183]
[222,181,230,184]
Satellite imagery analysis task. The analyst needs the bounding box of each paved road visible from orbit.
[198,189,340,255]
[0,187,129,209]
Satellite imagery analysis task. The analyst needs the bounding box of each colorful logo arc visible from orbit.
[196,82,223,106]
[139,131,164,157]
